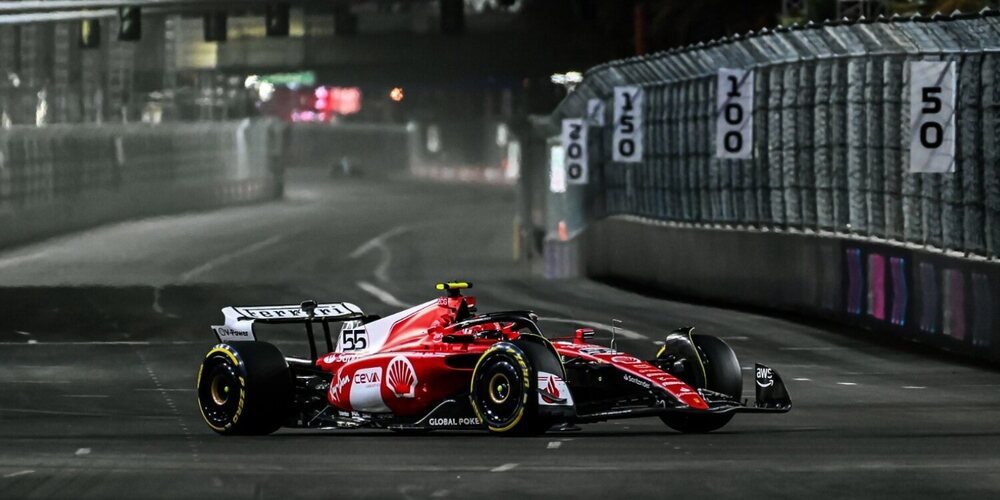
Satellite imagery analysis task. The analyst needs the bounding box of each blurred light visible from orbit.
[258,82,275,102]
[506,140,521,180]
[390,87,404,102]
[549,145,566,193]
[426,125,441,153]
[496,123,509,147]
[550,71,583,86]
[35,89,47,127]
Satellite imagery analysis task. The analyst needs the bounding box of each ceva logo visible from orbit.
[354,368,381,385]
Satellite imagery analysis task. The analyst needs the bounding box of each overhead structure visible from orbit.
[265,2,290,37]
[204,11,227,42]
[118,6,140,41]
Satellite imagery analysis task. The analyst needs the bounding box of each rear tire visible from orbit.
[197,342,291,435]
[660,335,741,433]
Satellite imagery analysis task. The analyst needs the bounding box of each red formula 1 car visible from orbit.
[196,282,790,435]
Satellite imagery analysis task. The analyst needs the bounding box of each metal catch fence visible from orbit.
[547,11,1000,259]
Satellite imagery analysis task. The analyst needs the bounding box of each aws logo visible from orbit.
[756,366,773,387]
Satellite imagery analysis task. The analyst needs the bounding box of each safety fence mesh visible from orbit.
[547,12,1000,259]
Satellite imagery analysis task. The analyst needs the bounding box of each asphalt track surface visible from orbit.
[1,170,1000,499]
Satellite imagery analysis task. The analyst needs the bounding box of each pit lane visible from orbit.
[1,170,999,498]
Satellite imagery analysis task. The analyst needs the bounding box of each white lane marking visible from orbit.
[357,281,410,308]
[26,340,37,344]
[723,336,749,341]
[350,225,411,283]
[0,247,56,270]
[132,347,200,463]
[903,386,926,390]
[349,225,410,258]
[490,463,519,472]
[547,441,562,449]
[3,470,34,478]
[75,448,91,456]
[61,395,109,398]
[134,388,195,392]
[7,380,71,384]
[837,382,857,386]
[793,378,811,382]
[430,489,450,498]
[15,331,30,336]
[178,234,284,282]
[538,317,646,340]
[779,347,839,351]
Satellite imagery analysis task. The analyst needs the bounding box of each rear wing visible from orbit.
[212,301,365,362]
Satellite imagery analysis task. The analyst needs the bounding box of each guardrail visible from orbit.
[0,120,283,248]
[530,11,1000,363]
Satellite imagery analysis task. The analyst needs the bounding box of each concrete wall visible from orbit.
[0,120,282,248]
[580,216,1000,364]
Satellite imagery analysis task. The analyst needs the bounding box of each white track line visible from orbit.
[357,281,410,308]
[538,317,646,340]
[0,248,55,270]
[75,448,91,456]
[350,225,411,283]
[490,463,519,472]
[547,441,562,449]
[179,234,284,282]
[836,382,858,386]
[3,470,34,479]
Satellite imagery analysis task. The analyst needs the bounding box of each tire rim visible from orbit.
[199,359,240,427]
[488,373,511,404]
[210,374,232,406]
[474,358,523,428]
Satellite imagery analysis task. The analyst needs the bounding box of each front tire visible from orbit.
[197,342,292,435]
[660,334,741,433]
[470,343,542,435]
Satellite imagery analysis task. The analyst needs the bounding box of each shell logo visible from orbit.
[540,375,561,403]
[386,356,417,398]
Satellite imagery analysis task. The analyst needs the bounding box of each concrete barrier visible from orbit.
[0,120,282,248]
[580,216,1000,364]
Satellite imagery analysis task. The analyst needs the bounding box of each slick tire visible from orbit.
[660,335,741,434]
[197,342,292,435]
[470,342,546,436]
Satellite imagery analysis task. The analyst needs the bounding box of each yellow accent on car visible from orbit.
[206,345,240,367]
[436,281,472,291]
